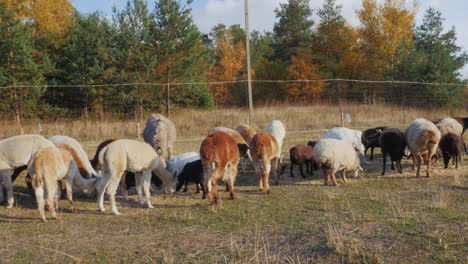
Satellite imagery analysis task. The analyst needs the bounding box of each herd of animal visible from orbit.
[0,113,466,221]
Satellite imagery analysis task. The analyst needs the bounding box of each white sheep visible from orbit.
[0,134,54,208]
[48,135,100,178]
[323,127,368,164]
[436,117,463,137]
[405,118,441,177]
[97,139,175,215]
[166,152,200,177]
[313,139,363,186]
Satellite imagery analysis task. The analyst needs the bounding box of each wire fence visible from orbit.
[0,79,467,127]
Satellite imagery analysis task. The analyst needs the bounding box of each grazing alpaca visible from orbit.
[48,135,100,178]
[235,124,257,145]
[250,132,287,194]
[0,134,54,208]
[91,138,162,200]
[97,139,175,215]
[200,131,240,205]
[405,118,441,177]
[211,127,251,171]
[28,144,98,221]
[143,113,177,163]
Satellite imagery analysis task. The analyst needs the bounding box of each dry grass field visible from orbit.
[0,104,467,263]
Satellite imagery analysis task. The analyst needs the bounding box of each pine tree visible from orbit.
[151,0,213,116]
[273,0,314,61]
[0,4,46,122]
[313,0,353,78]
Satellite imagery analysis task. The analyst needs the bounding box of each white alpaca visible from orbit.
[266,120,286,151]
[48,135,100,178]
[97,139,175,215]
[0,134,54,208]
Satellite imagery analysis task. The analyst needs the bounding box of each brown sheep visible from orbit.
[289,145,317,178]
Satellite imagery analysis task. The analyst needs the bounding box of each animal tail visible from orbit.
[90,139,117,169]
[200,134,216,162]
[423,130,439,146]
[54,143,87,171]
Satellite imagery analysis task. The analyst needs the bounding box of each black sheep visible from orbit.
[439,133,463,169]
[175,160,206,199]
[362,126,388,160]
[379,128,406,175]
[123,171,163,192]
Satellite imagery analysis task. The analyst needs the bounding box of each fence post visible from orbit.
[338,80,344,127]
[166,82,171,118]
[401,81,406,123]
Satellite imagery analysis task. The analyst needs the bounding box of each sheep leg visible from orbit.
[299,164,306,178]
[381,151,387,176]
[426,153,433,178]
[411,154,416,170]
[370,147,374,161]
[290,163,295,178]
[342,170,348,183]
[321,167,328,186]
[183,179,188,192]
[330,169,339,186]
[142,172,154,209]
[397,160,403,174]
[200,181,206,199]
[364,146,369,160]
[415,154,422,177]
[196,183,200,193]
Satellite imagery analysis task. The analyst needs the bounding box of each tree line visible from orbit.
[0,0,466,121]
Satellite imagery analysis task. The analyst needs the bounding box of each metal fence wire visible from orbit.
[0,79,467,124]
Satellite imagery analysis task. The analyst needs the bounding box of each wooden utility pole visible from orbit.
[244,0,254,125]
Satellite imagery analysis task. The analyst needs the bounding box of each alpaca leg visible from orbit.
[271,158,279,186]
[228,164,238,200]
[262,159,272,194]
[208,176,220,206]
[1,171,14,208]
[135,172,144,205]
[120,173,129,200]
[35,187,46,222]
[142,172,153,209]
[65,176,76,213]
[254,163,263,191]
[96,174,111,212]
[105,176,121,215]
[45,178,58,219]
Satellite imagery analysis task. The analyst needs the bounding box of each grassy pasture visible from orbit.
[0,105,467,263]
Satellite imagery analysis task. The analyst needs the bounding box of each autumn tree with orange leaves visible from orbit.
[286,52,326,103]
[206,26,246,106]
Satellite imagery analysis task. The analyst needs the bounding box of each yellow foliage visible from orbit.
[286,52,326,103]
[357,0,416,79]
[0,0,74,37]
[207,32,246,106]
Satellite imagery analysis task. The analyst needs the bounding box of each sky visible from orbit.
[72,0,468,79]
